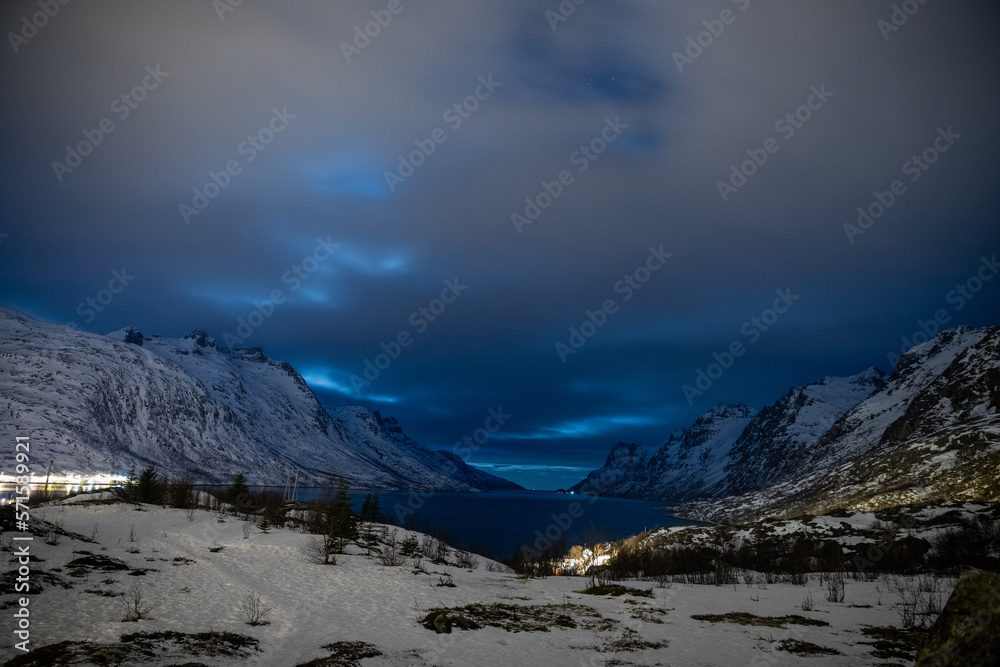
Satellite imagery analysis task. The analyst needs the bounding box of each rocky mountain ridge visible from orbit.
[0,306,520,491]
[573,326,1000,520]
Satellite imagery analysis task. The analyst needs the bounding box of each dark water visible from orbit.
[333,489,694,559]
[4,484,694,560]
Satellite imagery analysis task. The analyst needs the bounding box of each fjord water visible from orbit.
[6,485,694,560]
[328,489,697,559]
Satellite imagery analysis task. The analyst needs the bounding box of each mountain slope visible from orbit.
[0,306,520,491]
[682,327,1000,520]
[569,404,757,500]
[715,368,885,496]
[573,326,999,520]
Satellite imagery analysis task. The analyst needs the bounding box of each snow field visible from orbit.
[0,499,938,666]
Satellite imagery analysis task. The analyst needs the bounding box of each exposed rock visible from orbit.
[915,569,1000,667]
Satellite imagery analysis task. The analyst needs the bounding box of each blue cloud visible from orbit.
[492,414,661,441]
[301,366,399,404]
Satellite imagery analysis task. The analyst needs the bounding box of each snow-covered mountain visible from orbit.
[715,367,885,496]
[0,306,520,491]
[714,325,1000,520]
[574,326,1000,520]
[569,404,757,500]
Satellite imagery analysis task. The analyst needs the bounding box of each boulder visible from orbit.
[914,569,1000,666]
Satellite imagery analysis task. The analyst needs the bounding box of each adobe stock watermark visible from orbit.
[556,245,671,363]
[178,107,295,224]
[349,278,467,393]
[64,267,136,330]
[340,0,413,63]
[7,0,72,54]
[51,65,169,183]
[11,435,32,653]
[384,75,501,193]
[672,0,751,73]
[519,456,629,561]
[843,126,960,244]
[212,0,246,21]
[511,116,628,234]
[877,0,932,41]
[394,406,511,525]
[544,0,587,31]
[716,84,833,203]
[221,236,339,347]
[682,288,799,404]
[885,254,997,369]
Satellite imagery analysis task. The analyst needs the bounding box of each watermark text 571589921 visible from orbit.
[12,435,33,653]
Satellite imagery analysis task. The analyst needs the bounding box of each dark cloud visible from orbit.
[2,0,999,489]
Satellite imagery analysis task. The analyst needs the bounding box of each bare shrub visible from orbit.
[377,529,405,566]
[713,557,738,587]
[243,521,253,539]
[801,592,814,611]
[166,473,196,509]
[825,572,845,603]
[420,533,451,562]
[118,583,158,622]
[302,534,337,565]
[587,567,614,588]
[890,575,945,628]
[455,550,480,570]
[484,560,513,574]
[240,589,272,626]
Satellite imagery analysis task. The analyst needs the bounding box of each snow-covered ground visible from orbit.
[1,497,939,666]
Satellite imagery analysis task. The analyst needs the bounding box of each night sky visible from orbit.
[2,1,999,490]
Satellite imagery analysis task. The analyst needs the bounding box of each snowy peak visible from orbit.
[0,306,520,491]
[672,403,756,448]
[573,326,997,508]
[602,441,642,469]
[889,326,978,381]
[671,326,999,521]
[569,404,756,501]
[717,370,884,496]
[877,326,998,446]
[805,327,995,469]
[107,326,145,346]
[184,330,216,348]
[803,367,885,406]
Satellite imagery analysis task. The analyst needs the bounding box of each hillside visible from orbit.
[0,306,520,491]
[574,327,1000,521]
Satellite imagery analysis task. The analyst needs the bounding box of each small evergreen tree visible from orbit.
[359,493,382,523]
[135,466,162,504]
[119,466,138,502]
[258,514,272,534]
[226,474,250,512]
[360,494,373,523]
[327,482,359,552]
[400,534,421,558]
